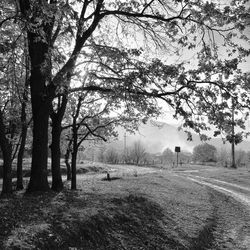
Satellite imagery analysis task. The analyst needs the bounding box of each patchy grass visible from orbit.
[0,171,215,249]
[36,194,185,249]
[1,163,250,249]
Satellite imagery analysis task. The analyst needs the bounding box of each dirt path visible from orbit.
[174,172,250,249]
[183,175,250,208]
[190,175,250,192]
[103,166,250,249]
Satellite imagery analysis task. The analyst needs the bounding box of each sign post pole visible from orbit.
[174,146,181,168]
[176,151,179,168]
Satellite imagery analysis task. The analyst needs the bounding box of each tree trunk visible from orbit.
[71,126,78,190]
[26,36,51,192]
[16,95,28,190]
[50,119,63,191]
[0,111,12,195]
[50,95,68,191]
[71,149,77,190]
[27,99,50,192]
[70,97,82,190]
[231,141,236,168]
[65,147,71,181]
[16,124,27,190]
[17,37,29,191]
[231,98,236,169]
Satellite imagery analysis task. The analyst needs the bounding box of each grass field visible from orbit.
[0,162,250,249]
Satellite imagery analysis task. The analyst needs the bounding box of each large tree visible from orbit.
[161,148,174,165]
[1,0,247,192]
[193,143,217,163]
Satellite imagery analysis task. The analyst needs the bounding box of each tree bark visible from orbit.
[70,96,83,190]
[0,111,12,195]
[231,141,236,168]
[26,36,51,192]
[71,149,77,190]
[16,122,27,190]
[50,119,63,191]
[50,95,68,191]
[27,98,50,192]
[16,85,29,190]
[231,98,236,169]
[71,128,78,190]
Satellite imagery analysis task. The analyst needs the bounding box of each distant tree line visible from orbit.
[93,141,250,168]
[97,141,152,165]
[192,143,250,168]
[95,141,193,166]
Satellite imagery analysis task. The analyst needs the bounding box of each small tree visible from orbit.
[63,92,119,189]
[104,148,119,164]
[235,150,247,167]
[193,143,217,163]
[212,97,247,169]
[178,151,192,164]
[129,141,146,165]
[97,145,106,163]
[161,148,174,165]
[217,148,230,167]
[62,137,72,181]
[0,111,12,194]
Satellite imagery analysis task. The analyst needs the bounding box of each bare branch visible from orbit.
[101,9,184,23]
[141,0,155,14]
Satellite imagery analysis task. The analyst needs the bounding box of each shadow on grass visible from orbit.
[0,188,220,249]
[190,191,219,250]
[0,191,58,246]
[190,212,217,250]
[35,193,186,250]
[101,176,122,181]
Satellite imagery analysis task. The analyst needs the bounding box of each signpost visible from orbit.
[175,146,181,168]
